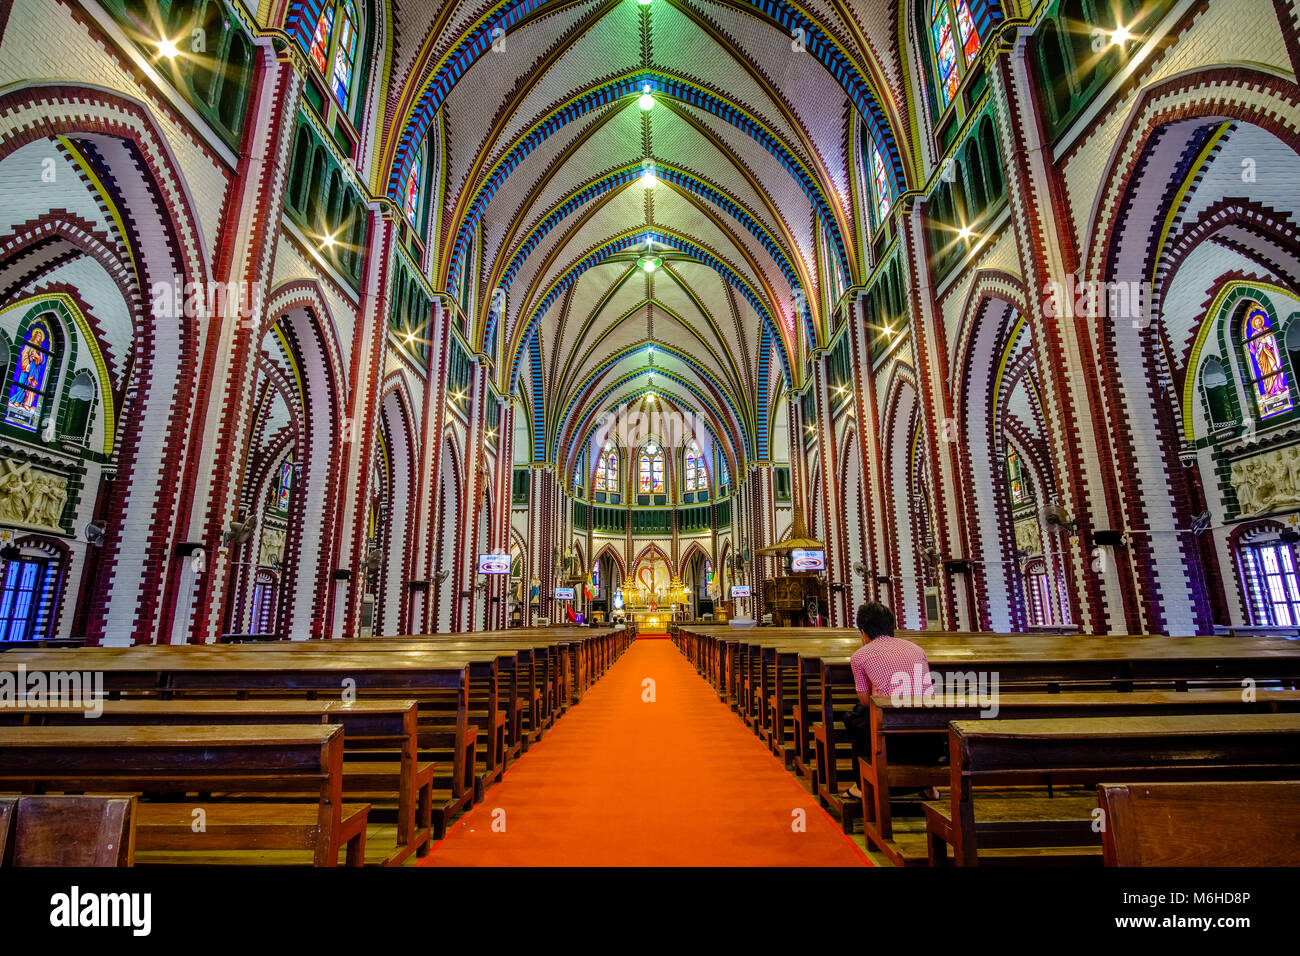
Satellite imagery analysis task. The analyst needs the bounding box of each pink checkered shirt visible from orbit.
[849,635,932,698]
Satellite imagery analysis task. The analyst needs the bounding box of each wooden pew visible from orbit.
[161,644,513,791]
[0,698,436,863]
[927,713,1300,866]
[1097,781,1300,866]
[5,795,136,866]
[0,724,368,866]
[804,633,1300,830]
[860,689,1300,865]
[4,648,475,810]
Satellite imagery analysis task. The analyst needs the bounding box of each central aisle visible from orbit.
[421,637,871,866]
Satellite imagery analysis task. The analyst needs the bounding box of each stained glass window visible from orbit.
[277,459,293,512]
[955,0,980,60]
[308,5,334,76]
[685,444,708,491]
[870,140,892,226]
[6,320,54,433]
[405,146,423,227]
[1006,446,1028,503]
[595,446,618,493]
[931,3,960,106]
[330,1,359,108]
[719,456,729,489]
[0,557,55,642]
[930,0,984,109]
[639,445,665,494]
[1242,542,1300,626]
[1241,302,1293,419]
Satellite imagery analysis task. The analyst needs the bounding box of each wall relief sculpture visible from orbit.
[1014,518,1042,555]
[1229,445,1300,516]
[259,526,286,567]
[0,458,68,533]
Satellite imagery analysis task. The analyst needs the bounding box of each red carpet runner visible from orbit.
[420,637,871,866]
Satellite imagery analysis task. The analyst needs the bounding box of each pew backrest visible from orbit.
[10,795,136,867]
[1098,781,1300,866]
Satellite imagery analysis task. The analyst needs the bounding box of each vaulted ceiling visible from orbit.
[356,0,915,470]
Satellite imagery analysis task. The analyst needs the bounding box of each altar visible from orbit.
[611,567,691,633]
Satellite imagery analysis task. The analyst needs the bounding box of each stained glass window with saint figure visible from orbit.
[1241,302,1293,419]
[6,320,54,433]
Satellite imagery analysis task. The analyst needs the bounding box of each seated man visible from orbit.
[839,601,943,802]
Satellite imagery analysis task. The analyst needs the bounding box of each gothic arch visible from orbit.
[0,85,208,644]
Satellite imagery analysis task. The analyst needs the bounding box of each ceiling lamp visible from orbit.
[156,36,181,59]
[636,234,661,273]
[638,84,655,110]
[640,162,657,189]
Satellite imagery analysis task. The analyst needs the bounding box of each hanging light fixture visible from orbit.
[638,83,655,110]
[636,234,661,273]
[640,160,658,189]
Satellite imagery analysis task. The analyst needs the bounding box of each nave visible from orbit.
[422,637,868,866]
[0,0,1299,914]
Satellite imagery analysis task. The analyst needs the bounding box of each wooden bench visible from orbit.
[2,795,136,866]
[803,633,1300,829]
[927,713,1300,866]
[4,647,476,812]
[0,698,437,863]
[860,689,1300,865]
[168,644,512,793]
[1097,781,1300,866]
[0,724,367,866]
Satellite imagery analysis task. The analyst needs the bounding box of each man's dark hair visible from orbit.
[856,601,895,639]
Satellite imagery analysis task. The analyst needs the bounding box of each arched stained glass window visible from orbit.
[277,458,293,512]
[719,454,730,489]
[595,446,618,493]
[685,444,708,491]
[6,319,55,432]
[405,145,424,227]
[869,139,893,226]
[639,444,665,494]
[1006,446,1028,503]
[330,1,359,107]
[1241,302,1293,419]
[930,0,985,109]
[308,4,334,76]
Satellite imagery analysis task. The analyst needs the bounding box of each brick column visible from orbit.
[808,351,846,625]
[994,32,1130,631]
[174,44,300,644]
[330,213,394,638]
[845,296,893,618]
[899,204,971,630]
[412,298,452,633]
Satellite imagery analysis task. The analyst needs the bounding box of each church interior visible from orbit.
[0,0,1298,882]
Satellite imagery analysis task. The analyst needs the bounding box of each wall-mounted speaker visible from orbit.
[1094,530,1124,547]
